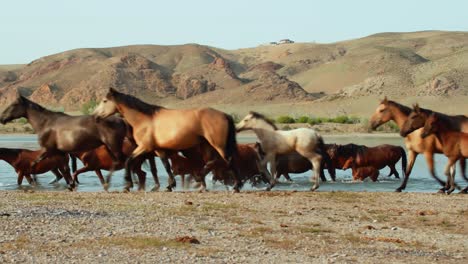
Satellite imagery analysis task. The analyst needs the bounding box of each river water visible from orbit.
[0,134,465,193]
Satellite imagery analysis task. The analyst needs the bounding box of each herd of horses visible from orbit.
[0,89,466,194]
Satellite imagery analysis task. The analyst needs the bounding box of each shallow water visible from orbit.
[0,134,465,193]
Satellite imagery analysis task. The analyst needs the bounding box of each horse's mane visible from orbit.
[416,106,466,130]
[386,100,412,116]
[110,90,164,115]
[338,143,367,158]
[249,111,278,130]
[22,97,68,116]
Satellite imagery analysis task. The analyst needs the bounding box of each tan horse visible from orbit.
[369,97,466,192]
[422,113,468,194]
[236,112,328,191]
[92,88,241,192]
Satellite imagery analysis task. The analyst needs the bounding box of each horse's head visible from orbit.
[421,113,438,138]
[369,97,392,130]
[236,111,277,132]
[92,88,119,119]
[400,104,427,137]
[0,94,28,125]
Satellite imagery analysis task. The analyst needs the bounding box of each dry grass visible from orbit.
[99,236,189,249]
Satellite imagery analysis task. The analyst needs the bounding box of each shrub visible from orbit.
[307,117,323,125]
[295,116,311,123]
[276,116,295,124]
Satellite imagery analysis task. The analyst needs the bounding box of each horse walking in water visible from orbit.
[421,113,468,194]
[55,138,159,191]
[0,148,71,186]
[236,112,329,191]
[400,104,468,192]
[92,88,241,192]
[0,94,127,190]
[369,97,466,192]
[254,144,335,182]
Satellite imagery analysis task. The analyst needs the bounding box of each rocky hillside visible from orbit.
[1,31,468,112]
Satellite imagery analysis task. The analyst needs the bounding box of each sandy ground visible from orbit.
[0,191,466,263]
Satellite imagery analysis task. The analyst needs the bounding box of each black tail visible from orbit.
[317,137,335,181]
[399,146,407,180]
[224,114,238,161]
[70,154,77,173]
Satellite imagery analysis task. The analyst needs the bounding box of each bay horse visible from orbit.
[169,151,204,189]
[52,138,160,191]
[254,144,335,182]
[236,111,329,191]
[369,97,466,192]
[0,94,127,190]
[327,143,407,181]
[421,113,468,194]
[92,88,241,192]
[0,148,71,186]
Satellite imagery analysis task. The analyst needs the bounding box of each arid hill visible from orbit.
[1,31,467,116]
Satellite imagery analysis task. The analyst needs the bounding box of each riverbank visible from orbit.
[0,191,466,263]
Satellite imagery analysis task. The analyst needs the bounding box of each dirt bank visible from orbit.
[0,191,466,263]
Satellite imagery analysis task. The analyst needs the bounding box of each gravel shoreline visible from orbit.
[0,191,466,263]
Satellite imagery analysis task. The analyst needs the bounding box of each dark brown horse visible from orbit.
[369,97,466,192]
[55,138,159,191]
[421,113,468,194]
[327,143,407,181]
[210,143,269,188]
[169,151,205,188]
[93,88,241,192]
[254,144,335,182]
[0,94,127,190]
[0,148,71,186]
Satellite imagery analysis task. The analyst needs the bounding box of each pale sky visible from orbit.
[1,0,467,64]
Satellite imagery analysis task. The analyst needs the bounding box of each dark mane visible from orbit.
[22,97,68,116]
[109,89,165,115]
[386,100,412,116]
[249,111,278,130]
[338,143,366,158]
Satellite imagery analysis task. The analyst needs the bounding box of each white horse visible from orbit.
[236,112,327,191]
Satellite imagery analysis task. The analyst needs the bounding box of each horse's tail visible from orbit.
[317,137,335,181]
[70,154,77,173]
[398,146,407,179]
[224,114,238,161]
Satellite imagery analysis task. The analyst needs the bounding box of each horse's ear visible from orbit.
[381,96,388,104]
[413,103,420,113]
[109,87,117,94]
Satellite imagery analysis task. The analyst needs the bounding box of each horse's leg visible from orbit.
[284,173,293,182]
[444,158,457,195]
[17,172,25,185]
[123,147,148,192]
[458,159,468,193]
[309,154,323,191]
[423,152,448,192]
[261,154,275,191]
[131,156,146,191]
[71,166,92,186]
[156,151,177,192]
[94,170,106,185]
[388,165,399,179]
[148,156,160,192]
[51,168,66,185]
[396,150,417,192]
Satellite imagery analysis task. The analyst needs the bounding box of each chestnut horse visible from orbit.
[0,148,71,186]
[400,103,468,192]
[327,143,407,181]
[369,97,466,192]
[421,113,468,194]
[236,112,329,191]
[93,88,241,192]
[169,152,204,188]
[58,138,159,191]
[0,94,127,190]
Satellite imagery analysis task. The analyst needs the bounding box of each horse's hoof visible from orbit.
[151,185,160,192]
[394,188,403,193]
[103,183,109,192]
[165,186,173,192]
[310,185,319,191]
[232,188,240,194]
[437,188,446,194]
[123,188,130,193]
